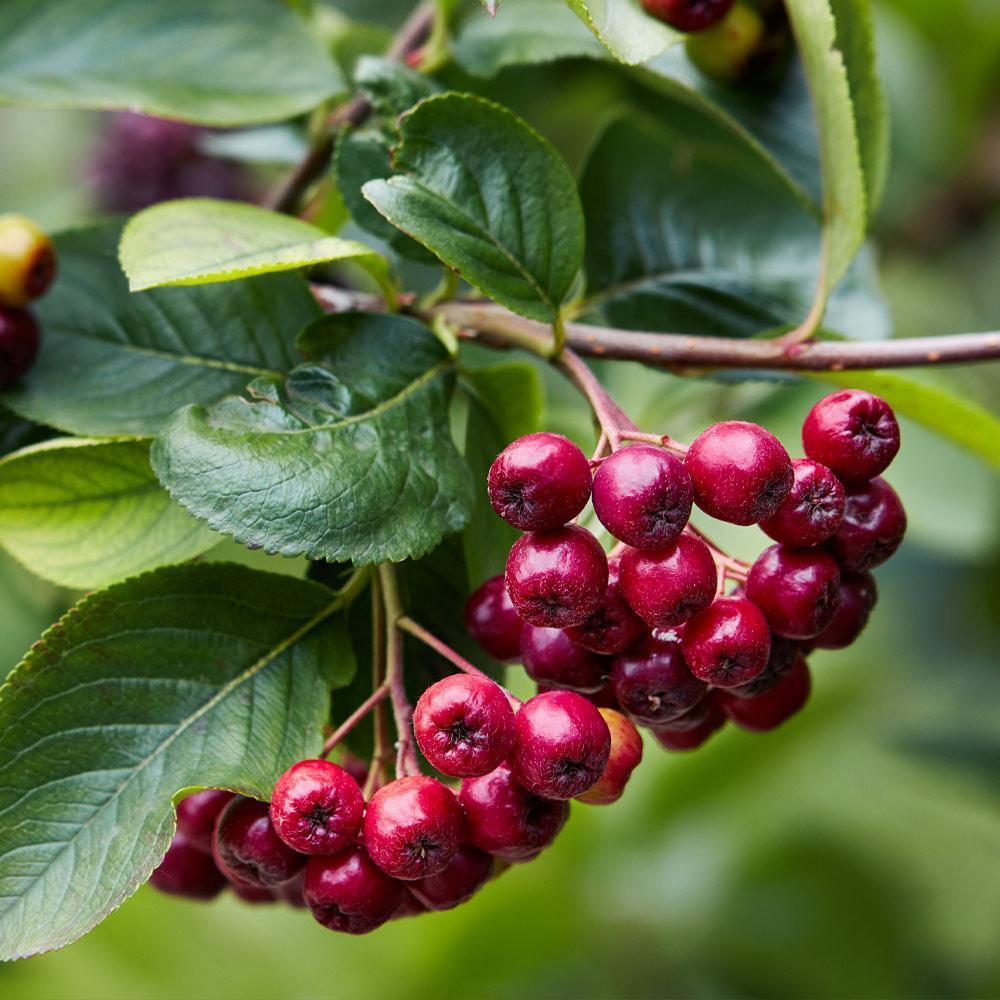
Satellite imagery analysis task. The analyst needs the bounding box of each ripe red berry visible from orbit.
[576,709,644,805]
[592,445,693,550]
[213,796,306,888]
[650,694,712,732]
[409,844,494,911]
[459,762,569,861]
[681,596,771,687]
[487,432,592,531]
[174,789,234,854]
[149,833,227,900]
[464,575,523,662]
[724,634,801,698]
[229,879,278,905]
[746,544,842,639]
[275,871,308,908]
[413,674,516,777]
[610,631,707,725]
[303,847,403,934]
[563,575,646,655]
[685,421,793,525]
[505,524,608,629]
[827,478,906,572]
[0,305,41,390]
[641,0,735,32]
[802,389,900,483]
[509,690,611,800]
[760,458,845,548]
[362,776,465,881]
[719,657,811,732]
[618,534,717,628]
[653,698,726,751]
[520,624,609,693]
[269,759,364,855]
[812,572,877,649]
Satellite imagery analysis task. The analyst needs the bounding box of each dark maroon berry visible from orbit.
[583,677,621,710]
[275,870,308,908]
[828,478,906,572]
[487,432,592,531]
[362,776,465,881]
[459,762,569,861]
[505,525,608,628]
[746,544,841,639]
[719,657,811,732]
[650,695,712,732]
[213,796,305,888]
[576,709,643,805]
[610,632,706,725]
[464,575,523,662]
[521,625,608,693]
[269,759,364,855]
[338,750,369,789]
[803,390,900,483]
[409,844,494,911]
[509,690,611,800]
[230,879,278,904]
[641,0,735,31]
[813,572,877,649]
[563,576,645,655]
[618,534,717,628]
[760,458,845,548]
[149,833,227,900]
[303,847,403,934]
[175,789,233,854]
[413,674,516,777]
[391,892,429,920]
[653,698,726,751]
[592,445,693,550]
[681,597,771,687]
[725,635,801,698]
[0,306,40,389]
[685,421,793,525]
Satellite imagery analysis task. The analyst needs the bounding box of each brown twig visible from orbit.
[321,683,389,758]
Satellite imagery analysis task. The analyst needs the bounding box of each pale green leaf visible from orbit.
[563,0,679,64]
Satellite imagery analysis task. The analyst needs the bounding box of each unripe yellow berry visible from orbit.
[0,214,57,308]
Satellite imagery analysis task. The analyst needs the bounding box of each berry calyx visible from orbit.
[269,759,365,855]
[509,690,611,800]
[213,795,306,888]
[759,458,846,548]
[592,445,693,550]
[685,420,793,525]
[610,631,707,725]
[174,789,233,854]
[641,0,735,32]
[563,573,646,655]
[362,776,465,881]
[576,709,643,805]
[303,847,403,934]
[719,657,811,732]
[149,833,227,900]
[520,624,609,693]
[802,389,900,483]
[653,698,727,751]
[464,575,523,662]
[827,478,906,572]
[681,596,771,687]
[685,1,767,82]
[409,844,494,911]
[0,306,41,390]
[487,432,593,531]
[0,214,56,308]
[505,524,608,629]
[812,572,878,650]
[413,674,516,777]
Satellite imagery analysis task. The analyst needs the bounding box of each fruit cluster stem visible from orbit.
[364,573,392,798]
[320,683,390,759]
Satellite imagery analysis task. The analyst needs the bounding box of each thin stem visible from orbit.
[321,683,389,758]
[364,574,391,798]
[590,431,609,464]
[618,430,689,456]
[554,347,637,447]
[686,523,750,578]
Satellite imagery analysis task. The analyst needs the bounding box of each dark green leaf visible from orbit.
[0,406,51,458]
[353,55,440,117]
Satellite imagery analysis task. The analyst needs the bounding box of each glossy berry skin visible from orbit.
[577,709,644,805]
[803,390,900,483]
[0,215,56,308]
[618,534,717,628]
[510,690,611,800]
[563,576,646,655]
[0,306,41,390]
[505,525,608,629]
[303,847,403,935]
[827,478,906,572]
[269,759,364,855]
[592,446,693,550]
[413,674,516,777]
[149,833,227,900]
[719,657,811,732]
[681,597,771,688]
[611,632,707,725]
[213,796,305,888]
[653,698,726,751]
[641,0,735,32]
[459,762,569,861]
[760,459,845,548]
[362,776,465,881]
[175,789,233,854]
[746,544,842,640]
[520,625,608,693]
[813,572,877,650]
[464,575,523,662]
[409,844,494,911]
[487,432,592,531]
[725,635,801,699]
[650,695,712,732]
[685,421,793,525]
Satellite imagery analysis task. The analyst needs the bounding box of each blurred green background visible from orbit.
[2,1,999,997]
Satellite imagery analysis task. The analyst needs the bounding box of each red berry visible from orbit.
[802,390,900,483]
[653,698,726,750]
[610,631,707,725]
[725,635,802,698]
[641,0,735,32]
[521,624,609,693]
[303,847,403,934]
[409,844,494,910]
[275,870,308,908]
[509,690,611,800]
[576,709,644,805]
[760,458,845,548]
[362,776,465,881]
[563,575,646,655]
[464,575,523,662]
[685,421,793,525]
[746,544,842,639]
[681,596,771,688]
[213,796,306,888]
[229,879,278,905]
[827,478,906,572]
[269,759,364,855]
[488,432,592,531]
[505,525,608,628]
[149,833,227,900]
[812,572,877,649]
[175,789,234,854]
[413,674,516,777]
[0,305,41,389]
[719,657,811,732]
[618,534,717,628]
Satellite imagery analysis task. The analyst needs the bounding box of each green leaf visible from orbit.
[353,55,440,117]
[563,0,679,65]
[0,222,319,438]
[363,93,584,323]
[0,0,344,125]
[0,563,355,960]
[119,199,393,301]
[0,438,219,589]
[152,312,474,564]
[0,406,50,459]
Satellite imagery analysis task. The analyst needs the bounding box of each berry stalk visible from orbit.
[320,683,390,758]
